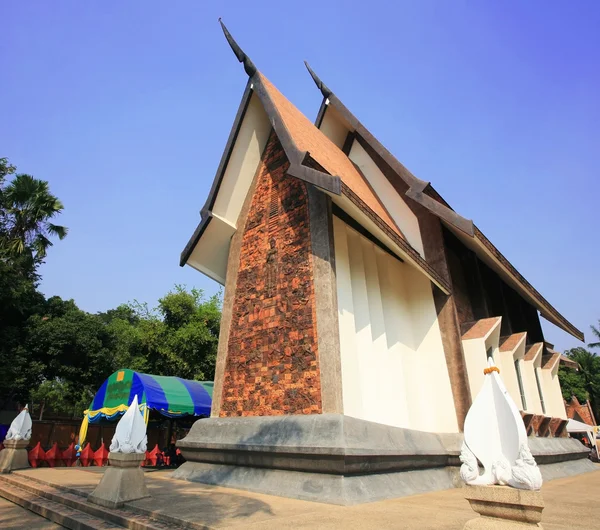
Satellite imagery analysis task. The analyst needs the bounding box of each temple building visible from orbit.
[175,23,592,504]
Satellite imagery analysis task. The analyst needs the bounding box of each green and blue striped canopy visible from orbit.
[87,369,213,422]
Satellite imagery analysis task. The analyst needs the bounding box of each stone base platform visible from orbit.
[173,414,595,505]
[463,485,544,528]
[88,452,150,509]
[1,466,599,528]
[0,439,30,474]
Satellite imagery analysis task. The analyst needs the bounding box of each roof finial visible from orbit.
[304,61,332,99]
[219,18,257,77]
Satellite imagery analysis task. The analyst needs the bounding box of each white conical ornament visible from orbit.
[460,357,543,490]
[5,405,32,441]
[109,395,148,454]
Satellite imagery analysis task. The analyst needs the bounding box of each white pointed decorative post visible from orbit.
[88,396,150,508]
[461,358,545,529]
[0,405,33,473]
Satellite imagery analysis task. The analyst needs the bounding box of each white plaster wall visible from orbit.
[212,93,271,227]
[187,217,235,285]
[540,368,567,419]
[463,339,489,400]
[333,216,458,433]
[496,351,525,411]
[348,140,425,257]
[463,321,501,401]
[521,360,544,415]
[319,105,351,149]
[403,264,458,432]
[333,218,363,418]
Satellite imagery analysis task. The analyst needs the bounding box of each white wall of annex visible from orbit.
[521,359,544,415]
[348,140,425,257]
[333,216,458,433]
[212,93,271,226]
[540,368,567,419]
[319,105,351,149]
[463,339,489,400]
[496,350,526,411]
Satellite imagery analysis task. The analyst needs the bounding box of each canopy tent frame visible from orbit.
[566,418,597,449]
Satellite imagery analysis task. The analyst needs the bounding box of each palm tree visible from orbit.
[589,321,600,349]
[566,347,600,418]
[0,174,68,260]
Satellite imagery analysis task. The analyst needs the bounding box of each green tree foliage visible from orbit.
[0,159,221,417]
[558,366,589,404]
[0,169,67,262]
[0,158,64,408]
[25,297,117,411]
[589,321,600,349]
[30,380,71,420]
[559,346,600,421]
[155,287,221,381]
[100,287,221,382]
[21,289,222,417]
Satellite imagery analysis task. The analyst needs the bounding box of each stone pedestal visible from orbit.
[0,439,30,474]
[463,485,544,528]
[88,452,149,508]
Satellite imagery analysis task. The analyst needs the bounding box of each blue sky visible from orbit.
[2,1,598,352]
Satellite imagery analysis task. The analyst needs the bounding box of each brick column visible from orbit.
[217,132,323,417]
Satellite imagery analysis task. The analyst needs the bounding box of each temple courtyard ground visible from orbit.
[0,466,599,529]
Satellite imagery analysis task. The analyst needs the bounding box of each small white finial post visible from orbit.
[461,357,542,490]
[0,405,33,473]
[109,395,147,454]
[88,395,150,508]
[461,357,545,529]
[5,405,32,442]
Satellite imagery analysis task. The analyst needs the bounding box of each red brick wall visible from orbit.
[566,396,596,426]
[219,132,323,417]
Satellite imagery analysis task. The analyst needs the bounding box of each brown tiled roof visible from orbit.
[524,343,543,362]
[559,354,578,370]
[499,332,527,352]
[461,317,501,340]
[258,73,403,240]
[543,352,561,371]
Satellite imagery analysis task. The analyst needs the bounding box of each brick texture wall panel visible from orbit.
[220,132,323,417]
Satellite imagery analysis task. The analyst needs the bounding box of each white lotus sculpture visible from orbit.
[460,357,543,490]
[5,405,32,441]
[109,395,148,454]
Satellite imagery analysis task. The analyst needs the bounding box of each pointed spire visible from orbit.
[219,18,257,77]
[304,61,332,99]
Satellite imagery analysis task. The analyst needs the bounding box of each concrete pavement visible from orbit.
[9,465,600,528]
[0,497,61,529]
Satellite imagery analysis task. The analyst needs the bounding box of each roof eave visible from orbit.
[472,225,584,342]
[303,63,582,342]
[180,214,211,267]
[179,78,254,267]
[304,61,474,237]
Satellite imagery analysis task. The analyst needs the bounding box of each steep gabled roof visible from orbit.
[305,62,474,237]
[304,62,583,342]
[180,21,450,293]
[258,74,403,238]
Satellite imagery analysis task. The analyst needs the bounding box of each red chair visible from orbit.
[61,443,77,467]
[146,444,160,467]
[93,443,109,467]
[28,442,46,468]
[79,443,93,467]
[45,442,63,467]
